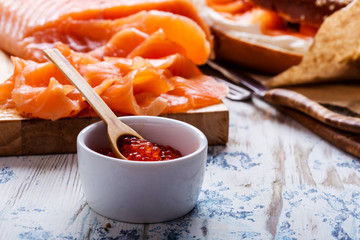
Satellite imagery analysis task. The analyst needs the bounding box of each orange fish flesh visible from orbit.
[0,0,212,64]
[0,0,228,120]
[0,44,228,120]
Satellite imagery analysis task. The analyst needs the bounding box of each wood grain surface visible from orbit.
[278,106,360,158]
[1,97,360,239]
[0,103,229,156]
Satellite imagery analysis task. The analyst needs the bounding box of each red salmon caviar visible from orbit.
[97,148,116,158]
[97,137,182,161]
[120,137,182,161]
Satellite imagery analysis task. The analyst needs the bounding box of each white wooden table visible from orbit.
[1,97,359,239]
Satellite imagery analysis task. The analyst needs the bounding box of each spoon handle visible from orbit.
[43,48,138,136]
[43,49,118,123]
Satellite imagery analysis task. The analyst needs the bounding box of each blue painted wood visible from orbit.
[0,98,359,239]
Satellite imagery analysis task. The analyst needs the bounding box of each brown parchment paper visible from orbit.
[286,84,360,116]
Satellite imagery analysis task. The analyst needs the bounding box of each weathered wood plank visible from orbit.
[0,154,145,239]
[1,98,360,239]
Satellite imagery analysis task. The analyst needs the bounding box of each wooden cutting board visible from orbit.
[0,51,229,156]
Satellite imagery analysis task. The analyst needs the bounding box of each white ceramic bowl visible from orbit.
[77,116,208,223]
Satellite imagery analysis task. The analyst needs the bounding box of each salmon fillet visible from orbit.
[0,0,212,64]
[0,0,228,120]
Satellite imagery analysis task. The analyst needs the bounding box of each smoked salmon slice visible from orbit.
[206,0,253,14]
[0,0,228,120]
[0,0,212,64]
[0,44,228,120]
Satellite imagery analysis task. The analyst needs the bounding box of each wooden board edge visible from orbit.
[0,103,229,156]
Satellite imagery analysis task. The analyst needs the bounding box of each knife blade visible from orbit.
[207,60,360,134]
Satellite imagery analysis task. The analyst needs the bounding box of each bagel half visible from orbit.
[193,0,351,74]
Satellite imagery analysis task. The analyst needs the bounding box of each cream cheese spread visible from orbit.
[192,0,312,54]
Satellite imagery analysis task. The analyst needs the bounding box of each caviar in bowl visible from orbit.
[76,116,208,223]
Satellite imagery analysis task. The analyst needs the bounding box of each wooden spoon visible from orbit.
[43,48,142,160]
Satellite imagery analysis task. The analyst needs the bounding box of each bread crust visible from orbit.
[212,28,303,74]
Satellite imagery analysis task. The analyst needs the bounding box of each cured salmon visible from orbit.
[0,44,228,120]
[0,0,211,64]
[0,0,228,120]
